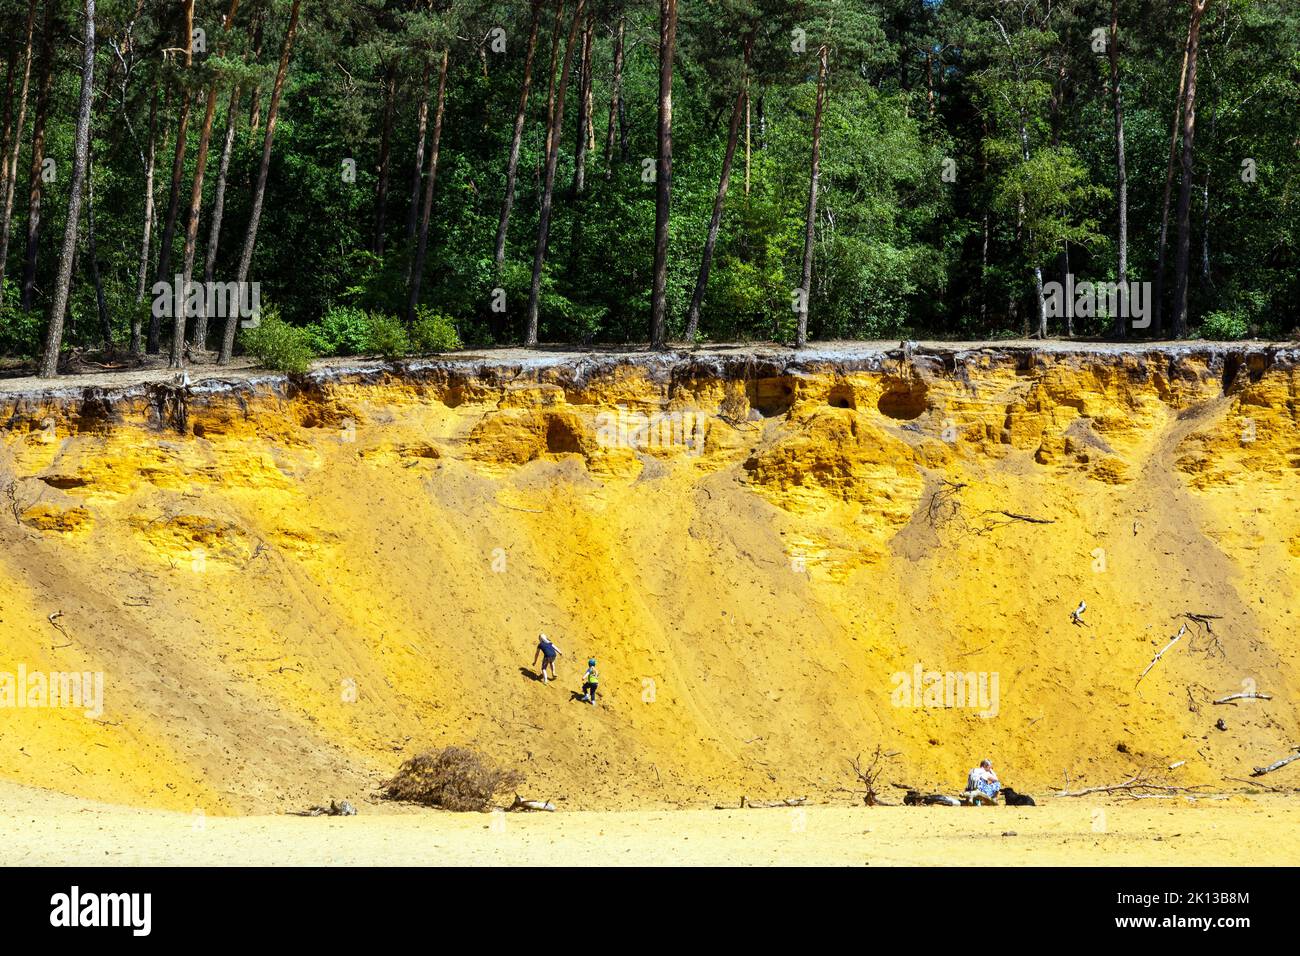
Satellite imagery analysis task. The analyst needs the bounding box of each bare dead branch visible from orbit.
[849,746,894,806]
[1252,746,1300,777]
[1137,624,1186,687]
[1055,765,1211,797]
[1213,692,1272,705]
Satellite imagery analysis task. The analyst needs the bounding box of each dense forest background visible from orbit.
[0,0,1297,377]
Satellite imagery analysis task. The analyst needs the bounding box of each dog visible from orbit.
[1001,787,1036,806]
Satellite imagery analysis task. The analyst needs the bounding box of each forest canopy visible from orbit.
[0,0,1296,377]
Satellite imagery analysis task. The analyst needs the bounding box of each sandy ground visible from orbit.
[0,783,1295,866]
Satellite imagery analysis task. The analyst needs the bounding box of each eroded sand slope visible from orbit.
[0,345,1297,814]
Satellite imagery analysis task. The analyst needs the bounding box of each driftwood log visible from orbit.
[712,796,808,809]
[508,794,556,812]
[1252,746,1300,777]
[1054,768,1206,797]
[1213,692,1272,705]
[1136,624,1186,686]
[288,799,356,816]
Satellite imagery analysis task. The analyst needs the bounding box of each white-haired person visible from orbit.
[966,759,1000,805]
[533,633,562,684]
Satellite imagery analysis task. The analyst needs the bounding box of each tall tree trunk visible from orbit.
[39,0,96,379]
[602,15,624,178]
[571,12,594,198]
[684,34,751,342]
[1109,0,1128,337]
[154,0,197,356]
[405,61,431,241]
[542,0,565,165]
[1019,116,1046,338]
[133,84,159,354]
[178,0,240,365]
[0,0,37,308]
[1171,0,1210,339]
[649,0,678,349]
[744,77,750,195]
[202,85,240,289]
[18,0,55,313]
[372,65,396,254]
[925,50,935,116]
[85,145,110,349]
[566,11,596,276]
[220,0,302,365]
[1199,167,1213,293]
[979,118,990,328]
[585,67,596,150]
[1199,104,1216,294]
[795,45,828,350]
[246,9,265,139]
[525,0,585,346]
[494,0,542,272]
[148,98,183,351]
[0,30,19,229]
[980,213,990,327]
[1154,15,1193,337]
[405,49,449,323]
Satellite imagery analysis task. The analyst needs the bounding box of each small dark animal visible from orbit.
[1001,787,1036,807]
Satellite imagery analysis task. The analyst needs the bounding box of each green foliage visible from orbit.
[1199,310,1250,341]
[306,306,375,357]
[365,312,410,359]
[1,0,1297,362]
[410,307,462,353]
[239,308,318,374]
[0,282,43,358]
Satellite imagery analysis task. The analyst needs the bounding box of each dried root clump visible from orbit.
[381,746,524,812]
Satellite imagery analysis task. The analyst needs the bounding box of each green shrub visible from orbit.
[410,307,462,354]
[306,306,374,356]
[239,308,317,374]
[1200,310,1250,341]
[366,312,409,359]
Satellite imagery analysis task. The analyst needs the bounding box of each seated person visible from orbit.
[965,759,1000,804]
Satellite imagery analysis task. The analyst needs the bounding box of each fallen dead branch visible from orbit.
[973,510,1056,534]
[1176,612,1225,657]
[508,794,556,812]
[1176,612,1223,633]
[1223,776,1292,793]
[288,800,356,816]
[47,612,72,647]
[992,510,1054,524]
[1251,746,1300,777]
[1055,768,1207,797]
[745,796,808,809]
[1213,692,1272,705]
[1136,624,1186,687]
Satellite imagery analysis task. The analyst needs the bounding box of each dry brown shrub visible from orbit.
[381,747,524,812]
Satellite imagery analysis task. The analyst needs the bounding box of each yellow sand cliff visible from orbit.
[0,346,1296,814]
